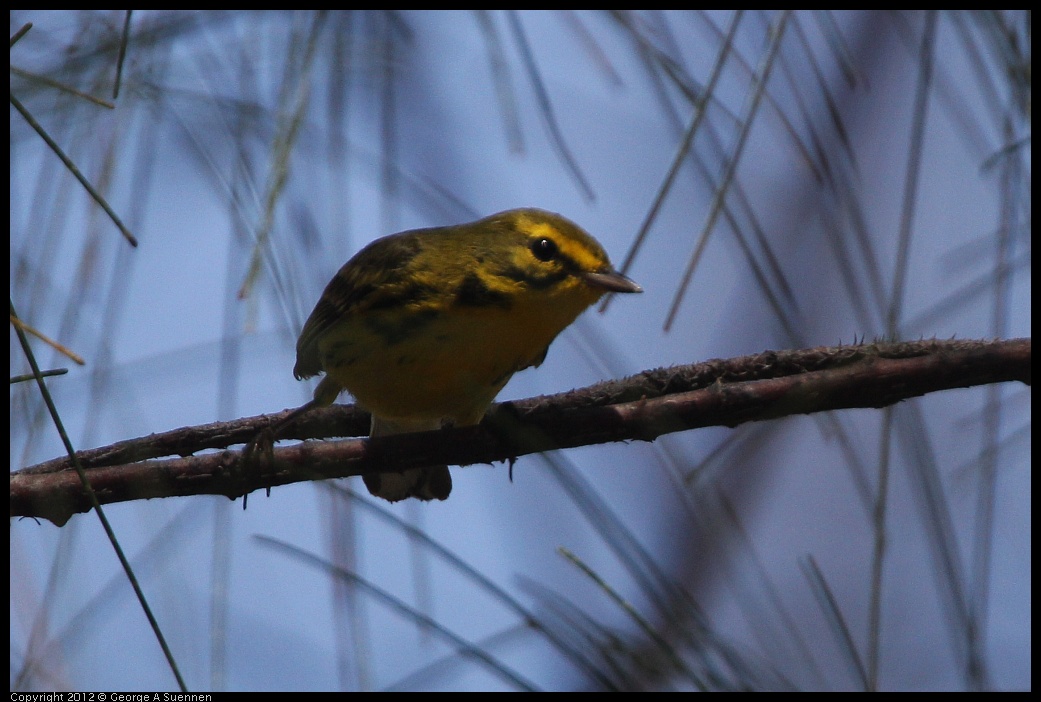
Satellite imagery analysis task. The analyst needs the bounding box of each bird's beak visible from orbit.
[582,268,643,294]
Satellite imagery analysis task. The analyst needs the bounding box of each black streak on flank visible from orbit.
[364,307,441,345]
[324,341,360,371]
[455,272,513,309]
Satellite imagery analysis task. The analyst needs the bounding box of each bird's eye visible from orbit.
[530,237,558,262]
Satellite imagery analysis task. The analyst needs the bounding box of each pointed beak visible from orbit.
[582,268,643,294]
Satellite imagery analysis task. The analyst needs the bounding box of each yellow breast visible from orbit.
[317,276,601,425]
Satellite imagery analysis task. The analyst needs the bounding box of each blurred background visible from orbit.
[10,10,1030,691]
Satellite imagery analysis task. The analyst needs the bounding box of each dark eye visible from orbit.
[530,237,558,262]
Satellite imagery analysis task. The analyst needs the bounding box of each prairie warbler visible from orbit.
[291,208,641,502]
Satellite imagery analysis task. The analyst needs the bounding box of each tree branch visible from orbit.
[11,338,1030,526]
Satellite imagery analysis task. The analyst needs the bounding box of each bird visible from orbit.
[290,207,642,502]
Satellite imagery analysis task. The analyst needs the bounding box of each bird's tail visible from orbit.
[363,416,452,502]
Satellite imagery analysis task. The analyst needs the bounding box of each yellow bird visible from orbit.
[292,208,642,502]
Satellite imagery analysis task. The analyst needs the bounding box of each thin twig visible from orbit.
[9,92,138,247]
[12,338,1030,526]
[10,314,86,366]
